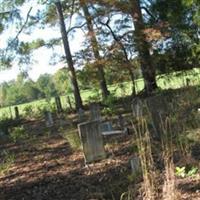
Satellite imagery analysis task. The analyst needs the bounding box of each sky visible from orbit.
[0,1,85,83]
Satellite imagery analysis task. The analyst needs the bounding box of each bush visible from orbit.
[9,126,28,143]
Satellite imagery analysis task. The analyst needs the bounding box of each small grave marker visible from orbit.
[130,156,141,176]
[78,120,106,163]
[77,108,85,122]
[100,121,124,136]
[44,111,54,127]
[132,98,143,118]
[89,103,101,121]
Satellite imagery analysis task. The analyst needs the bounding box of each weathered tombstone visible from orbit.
[130,156,141,176]
[78,120,106,163]
[44,111,54,127]
[100,121,124,136]
[55,96,63,113]
[77,108,85,122]
[14,106,20,120]
[118,114,125,130]
[89,103,101,121]
[145,94,170,138]
[101,121,113,133]
[131,98,143,118]
[0,129,5,137]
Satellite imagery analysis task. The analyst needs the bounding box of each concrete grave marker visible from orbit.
[77,108,86,122]
[44,111,54,127]
[130,156,141,176]
[132,98,143,118]
[100,121,124,136]
[146,95,170,138]
[89,103,101,121]
[78,120,106,163]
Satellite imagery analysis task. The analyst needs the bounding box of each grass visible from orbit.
[1,68,200,119]
[0,150,15,175]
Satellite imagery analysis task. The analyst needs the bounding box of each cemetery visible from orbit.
[0,86,200,199]
[0,0,200,199]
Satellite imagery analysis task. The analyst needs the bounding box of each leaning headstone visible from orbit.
[89,103,101,121]
[44,111,54,127]
[78,120,106,163]
[14,106,20,120]
[55,96,63,113]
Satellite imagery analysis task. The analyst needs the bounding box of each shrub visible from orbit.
[9,126,28,143]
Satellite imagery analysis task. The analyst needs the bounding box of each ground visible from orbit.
[0,134,199,200]
[0,134,133,200]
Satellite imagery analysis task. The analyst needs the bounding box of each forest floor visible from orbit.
[0,133,199,200]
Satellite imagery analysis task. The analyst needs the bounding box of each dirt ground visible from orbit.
[0,133,199,200]
[0,134,133,200]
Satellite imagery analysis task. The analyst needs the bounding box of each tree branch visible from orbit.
[66,22,87,35]
[4,7,33,57]
[141,6,157,21]
[12,7,33,42]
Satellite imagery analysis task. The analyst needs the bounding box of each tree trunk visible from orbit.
[80,0,110,99]
[55,1,83,110]
[130,0,157,94]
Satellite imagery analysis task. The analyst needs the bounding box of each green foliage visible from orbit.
[9,126,28,143]
[175,166,198,178]
[0,150,15,175]
[102,93,118,116]
[61,129,81,150]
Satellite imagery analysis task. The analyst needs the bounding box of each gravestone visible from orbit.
[118,114,125,130]
[55,96,63,113]
[130,156,141,176]
[89,103,101,121]
[78,120,106,163]
[101,121,113,133]
[44,111,54,127]
[77,108,86,122]
[100,121,124,136]
[145,94,171,138]
[131,98,143,118]
[14,106,20,120]
[0,129,5,137]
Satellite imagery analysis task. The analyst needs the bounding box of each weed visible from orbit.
[0,150,15,175]
[61,129,81,150]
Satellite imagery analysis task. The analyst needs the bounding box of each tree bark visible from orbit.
[80,0,110,99]
[130,0,157,94]
[55,1,83,110]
